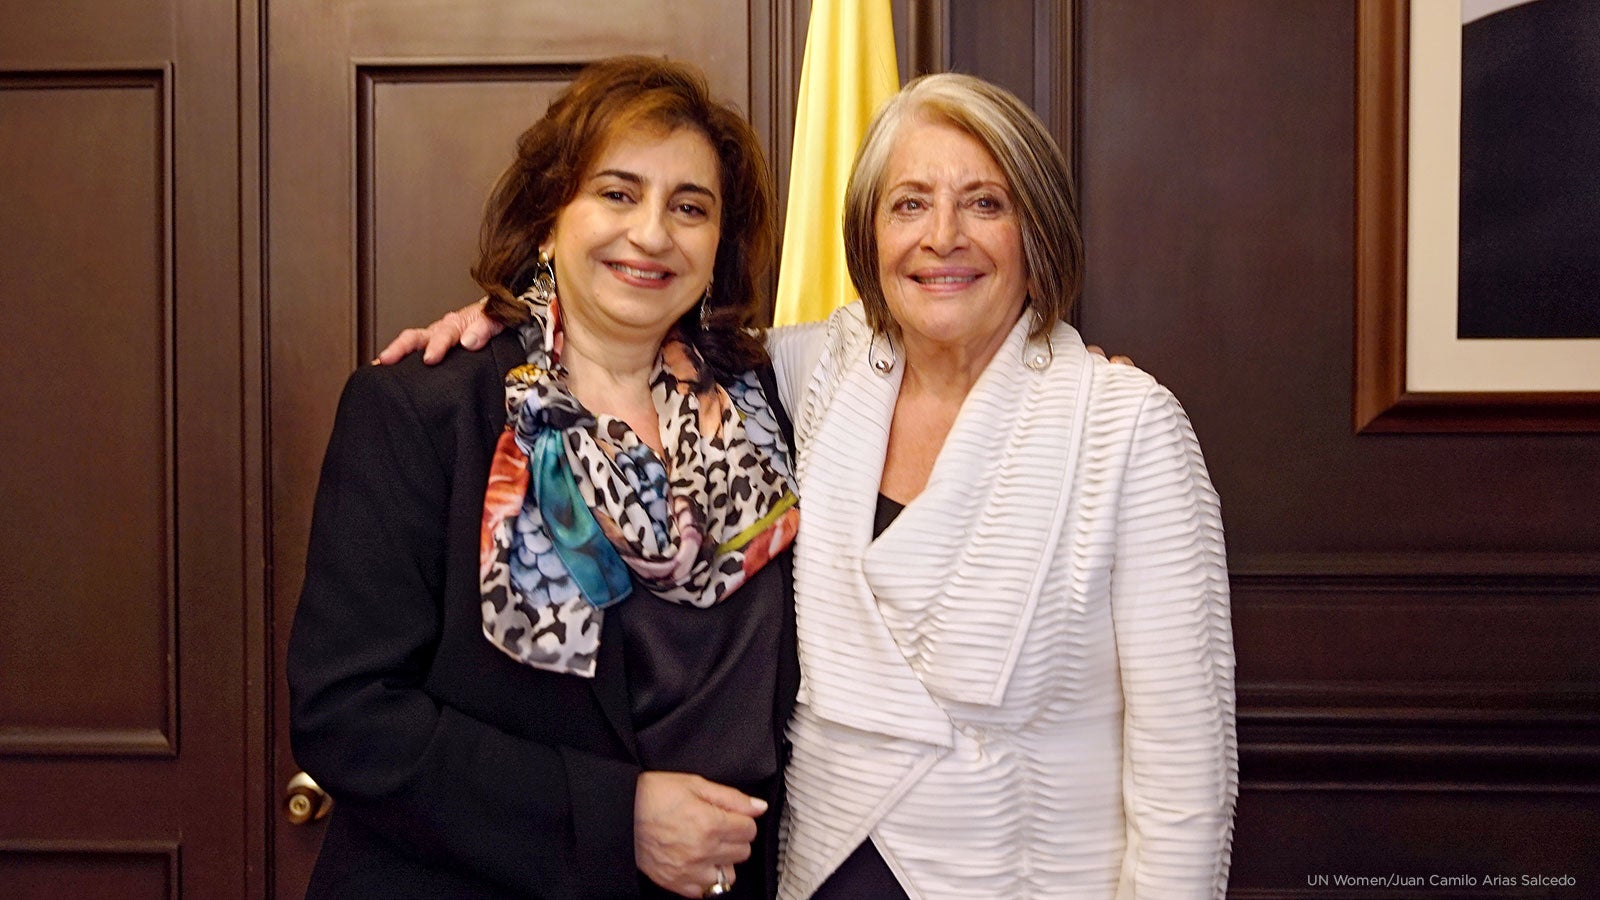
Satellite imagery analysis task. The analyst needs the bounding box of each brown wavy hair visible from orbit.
[471,56,775,378]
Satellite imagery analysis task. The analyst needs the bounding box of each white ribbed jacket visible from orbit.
[767,304,1237,900]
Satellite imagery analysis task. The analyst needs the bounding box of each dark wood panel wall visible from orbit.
[0,72,175,758]
[3,0,1595,895]
[1065,0,1600,893]
[0,0,258,896]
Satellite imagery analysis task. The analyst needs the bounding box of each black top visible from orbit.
[872,493,905,541]
[626,373,789,900]
[623,566,781,792]
[288,331,799,900]
[627,558,784,900]
[808,494,913,900]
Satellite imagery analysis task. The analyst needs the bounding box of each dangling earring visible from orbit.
[529,249,558,305]
[1025,303,1053,370]
[698,280,713,332]
[868,330,897,375]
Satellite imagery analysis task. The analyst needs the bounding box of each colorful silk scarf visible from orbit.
[480,292,799,677]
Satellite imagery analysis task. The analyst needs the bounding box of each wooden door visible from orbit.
[0,1,259,898]
[265,2,759,895]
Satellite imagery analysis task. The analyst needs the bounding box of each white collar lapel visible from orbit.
[863,317,1093,707]
[791,307,954,747]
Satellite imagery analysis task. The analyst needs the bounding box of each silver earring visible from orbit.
[698,280,713,332]
[529,249,557,305]
[1025,305,1053,370]
[869,330,897,375]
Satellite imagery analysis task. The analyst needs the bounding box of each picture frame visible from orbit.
[1353,0,1600,432]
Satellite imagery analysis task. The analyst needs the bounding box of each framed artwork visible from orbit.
[1354,0,1600,432]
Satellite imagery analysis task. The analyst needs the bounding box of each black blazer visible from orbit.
[288,331,799,898]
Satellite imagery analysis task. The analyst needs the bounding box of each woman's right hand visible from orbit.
[373,297,503,365]
[634,771,767,898]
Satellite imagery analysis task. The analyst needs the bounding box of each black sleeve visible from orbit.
[287,363,641,897]
[756,363,796,451]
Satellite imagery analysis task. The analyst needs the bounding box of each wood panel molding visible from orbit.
[1033,0,1077,171]
[0,838,180,855]
[1231,549,1600,576]
[354,62,582,359]
[907,0,948,77]
[1231,551,1600,789]
[0,67,168,85]
[1230,786,1600,890]
[0,840,178,900]
[0,728,175,758]
[749,0,798,183]
[1241,717,1600,791]
[0,67,178,760]
[1228,883,1555,890]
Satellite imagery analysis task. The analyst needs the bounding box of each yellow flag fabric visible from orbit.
[772,0,900,325]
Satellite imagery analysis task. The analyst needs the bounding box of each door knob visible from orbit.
[285,771,334,825]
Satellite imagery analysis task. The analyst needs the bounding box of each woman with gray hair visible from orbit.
[384,71,1236,900]
[768,71,1234,900]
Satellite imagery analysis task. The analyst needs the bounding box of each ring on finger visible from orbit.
[703,865,731,897]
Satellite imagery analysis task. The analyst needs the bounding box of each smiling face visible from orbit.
[874,117,1029,357]
[544,126,722,352]
[876,115,1024,357]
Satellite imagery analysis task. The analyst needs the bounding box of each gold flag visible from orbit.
[772,0,900,325]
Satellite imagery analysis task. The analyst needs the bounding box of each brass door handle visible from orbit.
[285,771,334,825]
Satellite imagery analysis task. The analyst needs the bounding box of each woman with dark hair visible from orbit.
[288,56,799,899]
